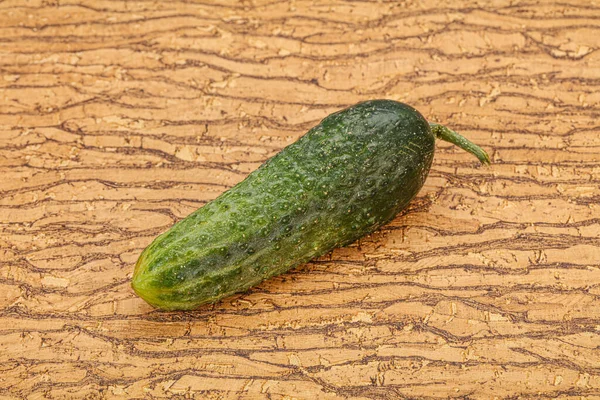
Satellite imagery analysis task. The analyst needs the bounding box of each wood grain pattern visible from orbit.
[1,0,599,398]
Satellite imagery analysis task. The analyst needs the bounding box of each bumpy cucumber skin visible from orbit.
[132,100,434,310]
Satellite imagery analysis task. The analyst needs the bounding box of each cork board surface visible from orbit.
[1,1,600,399]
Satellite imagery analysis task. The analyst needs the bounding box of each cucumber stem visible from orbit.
[429,123,490,165]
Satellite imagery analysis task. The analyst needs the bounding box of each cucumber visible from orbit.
[132,100,489,310]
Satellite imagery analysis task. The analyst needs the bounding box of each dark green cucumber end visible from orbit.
[132,250,234,311]
[429,123,491,165]
[132,272,204,311]
[131,255,164,309]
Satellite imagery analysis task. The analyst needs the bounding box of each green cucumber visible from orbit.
[132,100,489,310]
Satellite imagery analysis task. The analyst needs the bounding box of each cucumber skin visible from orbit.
[132,100,434,310]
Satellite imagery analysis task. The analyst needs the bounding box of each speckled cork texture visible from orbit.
[1,1,600,399]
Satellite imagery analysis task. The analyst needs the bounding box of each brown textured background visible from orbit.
[1,0,600,399]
